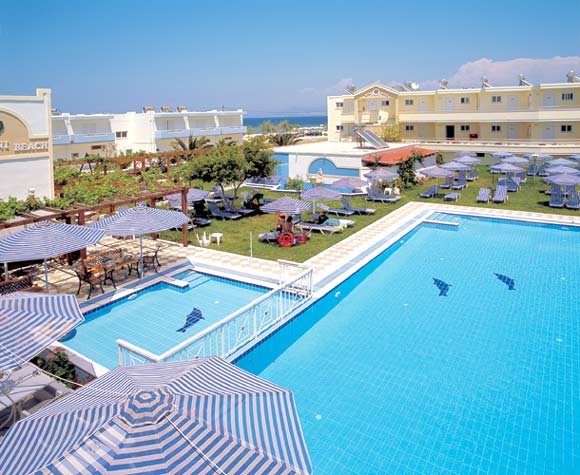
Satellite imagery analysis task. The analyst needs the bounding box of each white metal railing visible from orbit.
[403,138,580,146]
[117,266,313,366]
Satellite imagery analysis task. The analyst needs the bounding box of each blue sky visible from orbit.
[1,0,579,116]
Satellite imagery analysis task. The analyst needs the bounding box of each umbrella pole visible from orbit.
[3,262,7,281]
[140,235,144,279]
[44,259,49,294]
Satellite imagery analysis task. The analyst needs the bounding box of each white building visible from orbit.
[52,107,246,160]
[0,89,53,200]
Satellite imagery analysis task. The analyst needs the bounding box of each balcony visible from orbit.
[52,135,71,145]
[70,132,115,144]
[155,126,247,140]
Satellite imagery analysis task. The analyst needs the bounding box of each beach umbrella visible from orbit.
[440,162,471,171]
[568,154,580,160]
[454,151,477,157]
[0,221,104,292]
[421,166,454,186]
[547,158,578,167]
[454,156,481,166]
[0,357,313,475]
[260,196,311,214]
[490,152,513,158]
[167,189,210,204]
[331,177,367,189]
[544,174,580,186]
[0,293,84,372]
[545,165,580,175]
[89,203,189,277]
[500,156,529,166]
[364,168,398,181]
[300,186,342,201]
[489,163,524,174]
[524,152,552,160]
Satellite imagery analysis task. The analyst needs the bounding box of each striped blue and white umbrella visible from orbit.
[300,186,342,201]
[500,156,529,166]
[524,152,552,160]
[454,156,481,166]
[332,177,368,189]
[546,165,580,175]
[490,151,513,159]
[364,168,399,182]
[0,293,84,372]
[0,357,312,475]
[454,151,477,157]
[90,203,189,277]
[569,154,580,160]
[167,189,210,204]
[260,196,311,214]
[490,163,524,174]
[0,221,104,292]
[547,158,578,168]
[441,161,471,171]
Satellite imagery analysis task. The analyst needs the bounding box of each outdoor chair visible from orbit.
[549,191,565,208]
[439,176,454,189]
[492,185,508,203]
[366,186,401,203]
[295,222,342,235]
[420,185,439,198]
[566,191,580,210]
[0,275,42,296]
[142,244,162,273]
[476,188,491,203]
[317,202,355,217]
[340,196,375,215]
[73,265,105,300]
[223,199,254,217]
[206,201,242,220]
[451,177,467,190]
[211,186,236,201]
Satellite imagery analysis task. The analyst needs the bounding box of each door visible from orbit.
[507,126,519,139]
[446,125,455,139]
[444,97,455,110]
[542,94,555,106]
[542,125,556,140]
[507,95,520,109]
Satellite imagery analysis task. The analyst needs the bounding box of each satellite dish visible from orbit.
[410,82,419,90]
[567,70,579,83]
[439,79,448,89]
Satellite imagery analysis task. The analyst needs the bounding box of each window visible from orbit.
[71,153,79,159]
[115,131,128,139]
[460,97,470,104]
[561,124,573,133]
[491,125,501,132]
[404,99,414,106]
[335,101,344,108]
[562,93,574,101]
[460,125,471,131]
[336,125,344,131]
[381,100,390,106]
[491,95,502,103]
[91,145,103,150]
[405,125,414,132]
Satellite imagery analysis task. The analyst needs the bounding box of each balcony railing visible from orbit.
[52,135,71,145]
[404,137,580,147]
[117,265,313,366]
[70,132,115,144]
[155,126,246,140]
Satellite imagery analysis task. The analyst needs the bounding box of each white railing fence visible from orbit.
[117,265,313,366]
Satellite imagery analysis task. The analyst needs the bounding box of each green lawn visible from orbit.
[159,168,578,262]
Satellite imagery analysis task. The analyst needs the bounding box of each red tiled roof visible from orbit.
[361,146,436,166]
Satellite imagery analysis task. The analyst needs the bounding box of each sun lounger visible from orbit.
[317,202,355,216]
[564,185,576,197]
[258,230,280,243]
[295,222,342,235]
[444,192,460,202]
[211,186,236,201]
[566,191,580,209]
[467,169,479,181]
[420,185,439,198]
[549,191,565,208]
[451,177,467,190]
[439,176,454,189]
[476,188,491,203]
[340,197,375,215]
[516,171,527,183]
[527,164,538,176]
[367,186,401,203]
[506,177,520,192]
[492,185,508,203]
[538,164,549,177]
[223,199,254,217]
[206,201,242,220]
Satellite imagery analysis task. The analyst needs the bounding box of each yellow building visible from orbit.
[328,74,580,154]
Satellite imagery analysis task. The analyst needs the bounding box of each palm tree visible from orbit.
[172,135,212,152]
[269,133,301,147]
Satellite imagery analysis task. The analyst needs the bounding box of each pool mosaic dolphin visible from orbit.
[176,307,204,332]
[433,278,451,296]
[494,273,515,290]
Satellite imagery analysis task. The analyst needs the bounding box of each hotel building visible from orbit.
[52,107,246,160]
[328,73,580,154]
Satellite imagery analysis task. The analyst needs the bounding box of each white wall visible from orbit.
[0,156,53,199]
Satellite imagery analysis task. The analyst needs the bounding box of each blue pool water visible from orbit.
[238,214,579,474]
[65,271,267,369]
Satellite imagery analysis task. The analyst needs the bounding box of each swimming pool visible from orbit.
[64,270,268,369]
[237,213,579,474]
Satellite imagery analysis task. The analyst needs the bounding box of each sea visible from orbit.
[244,115,327,129]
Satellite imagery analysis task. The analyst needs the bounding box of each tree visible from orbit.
[397,152,423,189]
[380,122,403,142]
[172,135,212,152]
[243,136,279,178]
[196,145,248,198]
[258,120,277,134]
[269,133,301,146]
[367,155,381,170]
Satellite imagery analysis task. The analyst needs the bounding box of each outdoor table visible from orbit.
[210,233,224,245]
